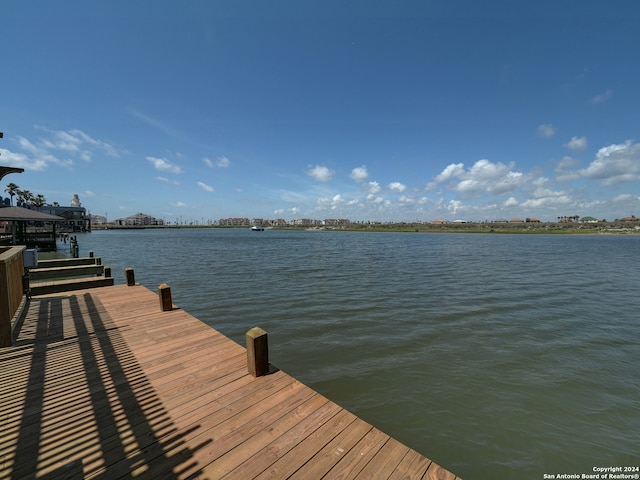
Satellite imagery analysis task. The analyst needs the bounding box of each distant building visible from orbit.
[291,218,322,227]
[70,194,81,208]
[219,217,250,226]
[39,194,90,232]
[91,214,108,225]
[525,217,541,222]
[114,213,164,226]
[324,218,351,226]
[269,218,287,227]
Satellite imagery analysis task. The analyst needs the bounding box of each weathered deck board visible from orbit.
[0,284,460,479]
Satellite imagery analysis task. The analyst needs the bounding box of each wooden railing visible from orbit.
[0,246,26,347]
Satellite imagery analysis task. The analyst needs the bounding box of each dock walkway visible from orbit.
[1,284,459,479]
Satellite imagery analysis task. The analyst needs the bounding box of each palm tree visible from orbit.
[17,189,33,206]
[32,194,47,208]
[4,182,19,206]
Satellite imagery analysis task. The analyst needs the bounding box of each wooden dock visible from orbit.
[27,255,114,296]
[0,284,460,479]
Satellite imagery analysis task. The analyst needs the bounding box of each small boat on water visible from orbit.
[251,224,264,231]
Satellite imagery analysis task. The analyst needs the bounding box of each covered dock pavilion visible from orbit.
[0,206,65,251]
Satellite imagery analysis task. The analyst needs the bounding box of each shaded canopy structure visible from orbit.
[0,166,25,181]
[0,206,64,250]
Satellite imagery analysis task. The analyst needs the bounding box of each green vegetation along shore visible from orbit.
[92,220,640,234]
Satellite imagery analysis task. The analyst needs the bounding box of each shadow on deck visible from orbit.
[2,293,210,479]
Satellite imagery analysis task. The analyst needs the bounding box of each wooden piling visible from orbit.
[104,266,112,278]
[246,326,269,377]
[125,267,135,286]
[158,284,172,311]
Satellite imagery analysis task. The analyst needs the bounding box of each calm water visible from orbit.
[63,229,639,479]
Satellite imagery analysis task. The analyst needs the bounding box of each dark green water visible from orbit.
[66,229,640,479]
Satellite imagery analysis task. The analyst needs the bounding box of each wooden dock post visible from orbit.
[158,283,172,311]
[89,251,94,258]
[246,327,269,377]
[125,267,135,286]
[104,266,112,278]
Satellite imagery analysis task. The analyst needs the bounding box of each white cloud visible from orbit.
[197,181,214,192]
[591,89,613,104]
[349,165,369,182]
[171,201,187,207]
[147,156,182,174]
[17,136,73,168]
[398,195,414,205]
[275,206,301,216]
[434,163,465,183]
[447,200,462,214]
[531,186,567,199]
[564,136,588,152]
[612,194,638,202]
[556,156,579,171]
[555,156,581,181]
[307,165,334,182]
[437,159,526,197]
[36,127,120,160]
[504,197,519,207]
[204,156,230,168]
[128,108,184,140]
[0,147,47,171]
[468,159,509,180]
[216,155,231,168]
[490,171,524,195]
[521,195,571,208]
[388,181,407,193]
[537,124,556,138]
[317,193,347,210]
[365,181,381,194]
[41,131,80,153]
[84,190,95,197]
[580,140,640,185]
[156,176,180,185]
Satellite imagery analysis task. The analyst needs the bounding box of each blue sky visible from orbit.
[2,1,640,223]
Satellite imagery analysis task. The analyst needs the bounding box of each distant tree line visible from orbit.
[3,182,56,208]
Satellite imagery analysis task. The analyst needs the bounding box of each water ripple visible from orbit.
[71,229,640,479]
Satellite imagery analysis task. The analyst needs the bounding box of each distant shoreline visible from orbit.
[91,221,640,235]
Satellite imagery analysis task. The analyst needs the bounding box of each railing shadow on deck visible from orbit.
[4,293,212,479]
